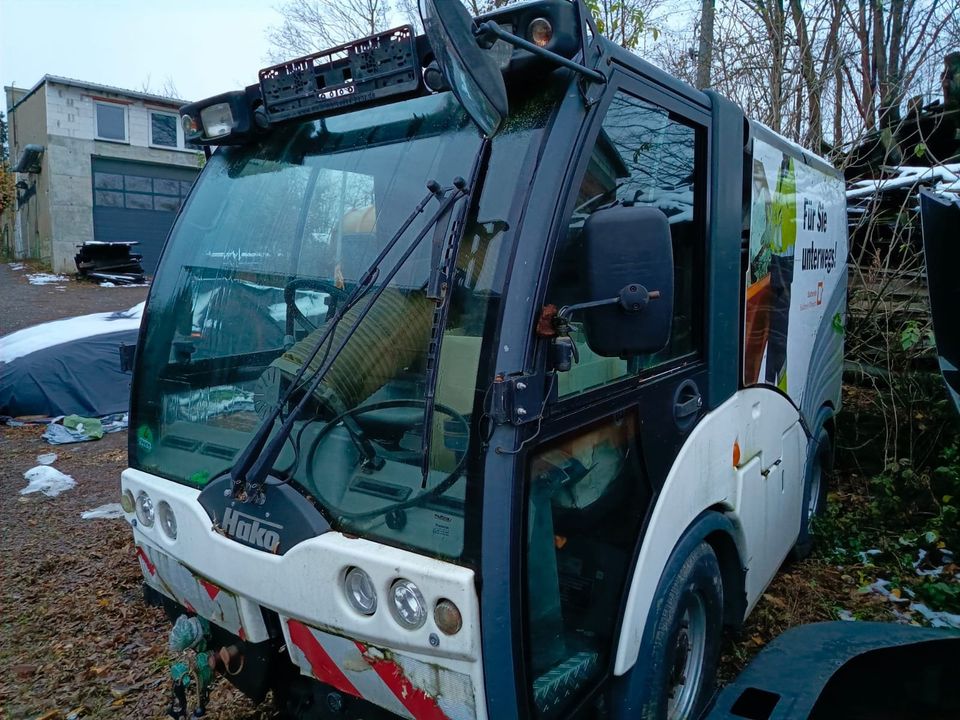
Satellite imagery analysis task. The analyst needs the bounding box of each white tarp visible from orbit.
[0,303,144,364]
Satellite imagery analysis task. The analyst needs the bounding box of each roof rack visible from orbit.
[258,25,422,123]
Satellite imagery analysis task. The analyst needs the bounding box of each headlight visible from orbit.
[158,501,177,540]
[120,489,135,514]
[135,491,155,527]
[434,599,462,635]
[344,568,377,616]
[390,579,426,630]
[200,102,234,138]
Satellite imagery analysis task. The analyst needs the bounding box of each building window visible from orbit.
[151,112,178,148]
[93,168,193,213]
[95,102,127,141]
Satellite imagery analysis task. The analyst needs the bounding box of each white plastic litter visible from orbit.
[27,272,67,286]
[836,609,857,622]
[20,465,76,497]
[911,603,960,629]
[99,281,116,288]
[36,452,58,465]
[80,503,124,520]
[864,578,911,604]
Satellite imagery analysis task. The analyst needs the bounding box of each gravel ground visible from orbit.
[0,259,906,719]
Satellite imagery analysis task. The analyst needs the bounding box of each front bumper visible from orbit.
[123,467,487,720]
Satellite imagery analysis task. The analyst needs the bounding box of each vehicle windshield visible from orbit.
[131,88,558,561]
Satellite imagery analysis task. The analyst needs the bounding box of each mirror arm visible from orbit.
[474,21,606,85]
[557,296,618,321]
[558,284,660,323]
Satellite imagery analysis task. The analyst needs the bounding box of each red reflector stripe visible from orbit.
[136,546,156,576]
[199,578,221,600]
[288,620,361,699]
[358,642,449,720]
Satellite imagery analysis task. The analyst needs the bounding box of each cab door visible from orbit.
[521,76,711,719]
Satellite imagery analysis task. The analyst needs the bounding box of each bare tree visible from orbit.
[695,0,715,89]
[586,0,660,50]
[266,0,390,59]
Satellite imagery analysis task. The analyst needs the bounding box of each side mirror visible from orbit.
[578,205,674,357]
[420,0,508,137]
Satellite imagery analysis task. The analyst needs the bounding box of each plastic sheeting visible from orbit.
[0,329,139,418]
[20,465,76,497]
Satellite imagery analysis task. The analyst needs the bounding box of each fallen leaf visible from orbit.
[13,663,37,679]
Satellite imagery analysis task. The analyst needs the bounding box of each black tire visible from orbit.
[613,541,724,720]
[791,423,832,560]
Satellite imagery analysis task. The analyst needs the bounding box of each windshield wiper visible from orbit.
[230,180,445,499]
[239,179,470,502]
[418,142,488,488]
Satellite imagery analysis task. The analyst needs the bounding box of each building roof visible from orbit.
[6,74,189,113]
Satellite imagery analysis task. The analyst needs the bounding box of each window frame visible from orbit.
[149,110,181,149]
[542,74,711,412]
[94,101,129,143]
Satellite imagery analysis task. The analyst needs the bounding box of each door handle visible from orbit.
[675,394,702,418]
[673,379,703,429]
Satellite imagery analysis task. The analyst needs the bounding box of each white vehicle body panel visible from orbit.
[613,387,806,675]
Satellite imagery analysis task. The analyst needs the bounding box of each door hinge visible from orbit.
[490,373,543,426]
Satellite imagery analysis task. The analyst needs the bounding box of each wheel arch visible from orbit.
[703,512,748,628]
[614,508,748,676]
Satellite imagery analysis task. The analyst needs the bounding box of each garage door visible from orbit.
[91,158,199,274]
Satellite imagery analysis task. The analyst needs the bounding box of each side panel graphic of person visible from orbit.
[743,133,847,425]
[766,155,797,391]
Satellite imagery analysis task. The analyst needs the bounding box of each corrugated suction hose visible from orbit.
[272,288,434,411]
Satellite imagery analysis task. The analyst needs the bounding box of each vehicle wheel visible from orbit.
[615,541,724,720]
[791,423,832,560]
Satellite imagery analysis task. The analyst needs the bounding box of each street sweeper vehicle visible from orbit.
[120,1,848,718]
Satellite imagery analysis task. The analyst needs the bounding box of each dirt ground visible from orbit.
[0,261,908,719]
[0,263,150,335]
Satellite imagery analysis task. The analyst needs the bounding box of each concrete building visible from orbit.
[3,76,201,274]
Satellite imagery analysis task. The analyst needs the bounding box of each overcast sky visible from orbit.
[1,0,286,113]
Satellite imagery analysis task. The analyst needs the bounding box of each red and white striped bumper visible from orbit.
[123,468,487,720]
[284,618,478,720]
[137,542,251,640]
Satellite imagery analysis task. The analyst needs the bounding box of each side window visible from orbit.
[547,92,704,398]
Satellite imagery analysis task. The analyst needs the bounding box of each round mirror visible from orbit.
[420,0,508,137]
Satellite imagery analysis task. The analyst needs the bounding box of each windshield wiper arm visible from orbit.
[230,180,444,499]
[418,144,488,488]
[241,180,470,502]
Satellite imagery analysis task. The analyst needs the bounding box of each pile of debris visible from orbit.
[74,241,145,285]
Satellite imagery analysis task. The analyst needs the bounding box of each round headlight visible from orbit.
[120,489,136,514]
[135,491,155,527]
[390,579,427,630]
[158,501,177,539]
[528,17,553,48]
[434,599,463,635]
[344,567,377,616]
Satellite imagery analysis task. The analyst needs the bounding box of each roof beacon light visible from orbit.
[528,17,553,48]
[200,103,235,139]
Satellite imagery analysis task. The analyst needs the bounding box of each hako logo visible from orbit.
[221,507,282,551]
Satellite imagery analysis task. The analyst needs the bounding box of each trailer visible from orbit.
[119,2,848,718]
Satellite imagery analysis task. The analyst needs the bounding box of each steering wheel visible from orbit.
[284,278,348,336]
[305,398,470,521]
